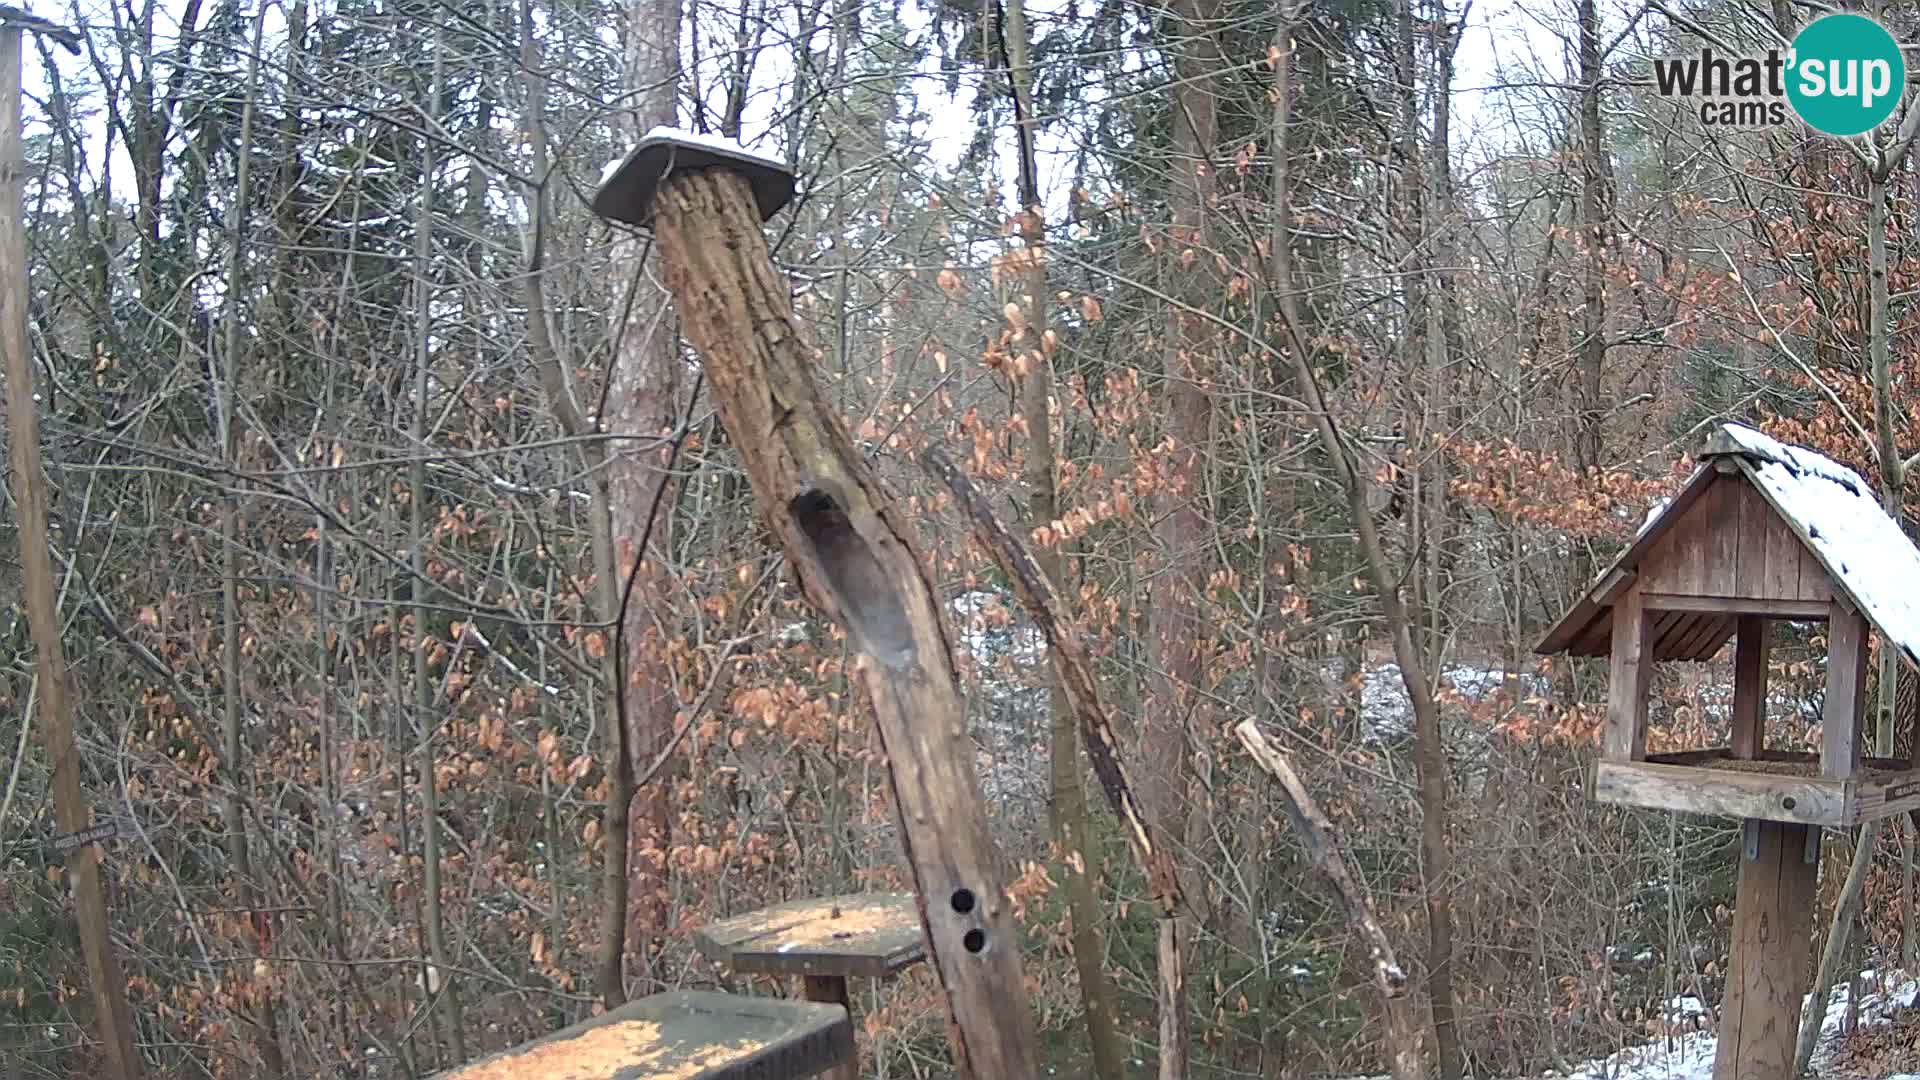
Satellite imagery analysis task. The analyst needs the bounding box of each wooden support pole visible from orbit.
[1713,819,1819,1080]
[1824,603,1869,780]
[800,976,856,1080]
[1605,590,1651,761]
[1731,615,1768,760]
[637,165,1040,1079]
[0,25,143,1080]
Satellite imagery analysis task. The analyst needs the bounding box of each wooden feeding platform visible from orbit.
[694,892,925,981]
[694,893,926,1080]
[1597,749,1920,826]
[434,990,853,1080]
[1538,422,1920,1080]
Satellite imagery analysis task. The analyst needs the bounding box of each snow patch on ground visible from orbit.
[1334,971,1919,1080]
[948,590,1046,669]
[1359,662,1547,747]
[1550,970,1916,1080]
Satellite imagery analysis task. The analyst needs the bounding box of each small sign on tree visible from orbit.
[50,820,118,856]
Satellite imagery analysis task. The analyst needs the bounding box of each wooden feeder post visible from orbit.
[696,892,927,1080]
[1538,423,1920,1080]
[592,132,1042,1079]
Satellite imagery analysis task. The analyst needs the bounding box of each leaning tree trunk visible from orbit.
[1236,721,1426,1080]
[645,166,1043,1080]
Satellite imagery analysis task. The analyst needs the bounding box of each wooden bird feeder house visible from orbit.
[1538,421,1920,1079]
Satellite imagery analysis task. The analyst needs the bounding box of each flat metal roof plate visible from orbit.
[592,129,796,228]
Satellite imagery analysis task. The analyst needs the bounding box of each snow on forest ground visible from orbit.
[1335,972,1919,1080]
[1556,971,1917,1080]
[1359,662,1545,746]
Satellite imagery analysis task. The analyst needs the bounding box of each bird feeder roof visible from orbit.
[1536,423,1920,671]
[591,126,795,228]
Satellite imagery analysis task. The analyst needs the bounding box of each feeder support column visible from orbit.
[593,136,1042,1080]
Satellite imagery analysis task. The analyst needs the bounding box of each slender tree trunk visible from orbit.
[1267,246,1457,1080]
[411,30,465,1062]
[1000,2,1123,1075]
[1259,0,1304,703]
[1903,816,1917,973]
[1151,0,1224,1074]
[1575,0,1609,480]
[0,27,144,1080]
[1391,0,1429,662]
[1258,28,1310,1071]
[1420,6,1466,666]
[215,14,284,1075]
[1867,172,1903,756]
[516,0,681,1005]
[1393,1,1461,1073]
[606,0,684,995]
[1797,822,1878,1074]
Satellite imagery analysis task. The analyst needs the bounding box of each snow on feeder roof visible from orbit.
[1538,422,1920,672]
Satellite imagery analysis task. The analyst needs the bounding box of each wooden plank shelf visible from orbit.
[1595,749,1920,826]
[435,991,853,1080]
[695,892,925,980]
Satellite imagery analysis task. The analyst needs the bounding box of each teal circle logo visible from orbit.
[1787,14,1905,137]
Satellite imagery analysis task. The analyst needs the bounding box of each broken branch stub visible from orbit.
[609,156,1041,1080]
[1234,719,1426,1080]
[923,446,1182,915]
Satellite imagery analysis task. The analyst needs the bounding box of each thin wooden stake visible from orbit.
[0,24,143,1080]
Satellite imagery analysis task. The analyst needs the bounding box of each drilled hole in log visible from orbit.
[790,488,915,668]
[963,929,987,954]
[950,888,976,914]
[1782,796,1797,810]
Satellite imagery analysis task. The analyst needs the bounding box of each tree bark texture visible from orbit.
[0,26,144,1080]
[648,167,1041,1080]
[1154,0,1222,1069]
